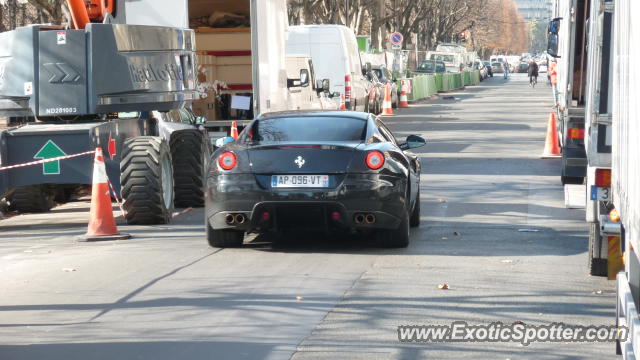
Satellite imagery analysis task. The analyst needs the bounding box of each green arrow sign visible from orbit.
[34,140,67,175]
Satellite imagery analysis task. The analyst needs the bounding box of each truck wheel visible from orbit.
[121,137,174,225]
[376,210,410,248]
[409,190,421,227]
[8,185,55,213]
[206,225,244,248]
[588,222,608,276]
[170,130,209,208]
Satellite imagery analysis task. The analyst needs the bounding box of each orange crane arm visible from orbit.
[66,0,114,30]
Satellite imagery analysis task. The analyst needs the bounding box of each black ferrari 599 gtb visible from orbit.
[204,111,426,248]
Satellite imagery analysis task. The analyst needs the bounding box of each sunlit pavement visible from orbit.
[0,73,615,360]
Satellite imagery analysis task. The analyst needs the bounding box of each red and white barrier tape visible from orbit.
[0,150,96,171]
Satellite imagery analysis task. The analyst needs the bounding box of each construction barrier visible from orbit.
[463,71,472,86]
[397,75,438,102]
[397,70,483,103]
[470,70,481,84]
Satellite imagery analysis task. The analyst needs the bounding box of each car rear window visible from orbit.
[245,116,367,142]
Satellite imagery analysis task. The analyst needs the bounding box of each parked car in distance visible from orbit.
[538,63,548,73]
[371,64,398,108]
[474,59,488,79]
[287,25,370,112]
[516,62,529,73]
[491,62,505,74]
[483,60,493,77]
[204,111,426,248]
[415,60,446,74]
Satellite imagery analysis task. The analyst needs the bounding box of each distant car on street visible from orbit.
[516,62,529,73]
[474,59,488,79]
[539,63,548,73]
[483,61,493,77]
[415,60,446,74]
[205,111,426,248]
[491,62,505,74]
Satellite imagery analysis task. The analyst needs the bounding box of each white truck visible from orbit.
[549,0,616,278]
[548,0,589,186]
[425,51,464,73]
[611,0,640,357]
[190,0,295,139]
[582,0,615,277]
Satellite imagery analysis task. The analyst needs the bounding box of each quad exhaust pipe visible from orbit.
[365,214,376,224]
[225,213,246,225]
[354,213,376,225]
[235,214,246,224]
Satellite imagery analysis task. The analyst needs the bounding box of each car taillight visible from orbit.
[595,169,611,187]
[568,128,585,139]
[218,151,237,170]
[365,151,385,170]
[344,74,352,102]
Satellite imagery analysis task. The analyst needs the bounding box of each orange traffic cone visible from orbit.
[541,113,561,158]
[339,94,347,110]
[399,81,409,108]
[381,84,394,116]
[84,148,130,241]
[230,121,239,140]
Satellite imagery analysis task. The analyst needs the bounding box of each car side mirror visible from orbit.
[287,69,310,88]
[400,134,426,150]
[299,69,310,87]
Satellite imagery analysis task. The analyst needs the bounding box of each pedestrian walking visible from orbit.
[528,59,539,87]
[503,62,509,79]
[549,59,559,106]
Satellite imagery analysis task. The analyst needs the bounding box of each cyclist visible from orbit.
[528,59,539,87]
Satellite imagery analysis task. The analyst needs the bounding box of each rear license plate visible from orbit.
[271,175,329,188]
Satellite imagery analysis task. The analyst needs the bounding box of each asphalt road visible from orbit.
[0,73,616,360]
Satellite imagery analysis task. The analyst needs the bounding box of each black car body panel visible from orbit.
[204,111,422,234]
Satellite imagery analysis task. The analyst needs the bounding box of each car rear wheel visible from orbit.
[377,210,410,248]
[206,225,244,248]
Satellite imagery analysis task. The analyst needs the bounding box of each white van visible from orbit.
[286,25,371,112]
[425,51,464,73]
[285,55,336,110]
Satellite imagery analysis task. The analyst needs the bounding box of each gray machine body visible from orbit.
[0,23,197,117]
[0,21,199,197]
